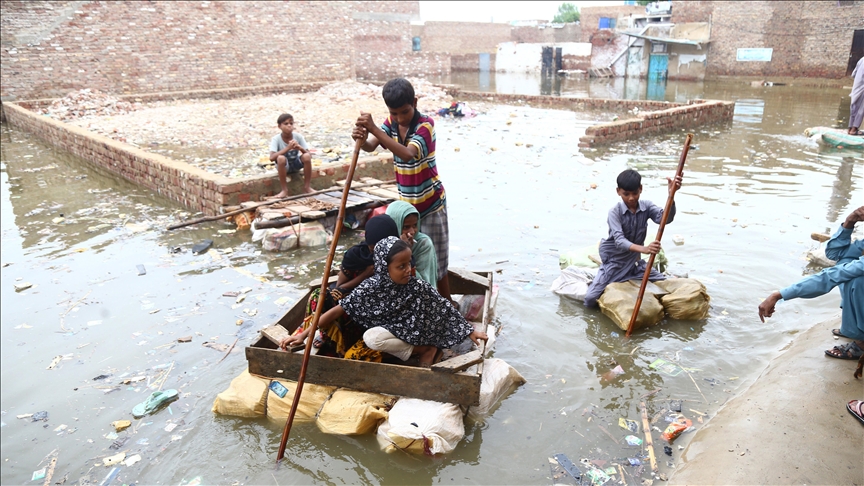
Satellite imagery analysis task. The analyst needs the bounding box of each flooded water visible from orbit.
[2,75,862,485]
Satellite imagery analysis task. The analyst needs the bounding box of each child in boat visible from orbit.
[269,113,313,197]
[352,78,453,301]
[583,169,683,307]
[281,237,487,367]
[296,215,399,357]
[386,201,438,286]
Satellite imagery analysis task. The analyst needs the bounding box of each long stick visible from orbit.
[166,179,395,230]
[276,138,364,463]
[625,133,692,337]
[640,402,658,473]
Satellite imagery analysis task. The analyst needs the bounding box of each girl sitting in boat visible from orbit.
[296,215,398,357]
[281,236,487,367]
[386,201,438,287]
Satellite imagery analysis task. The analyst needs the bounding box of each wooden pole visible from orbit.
[166,179,395,231]
[625,133,692,337]
[640,401,658,473]
[275,138,364,463]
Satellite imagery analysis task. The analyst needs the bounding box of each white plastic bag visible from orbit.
[376,398,464,455]
[550,266,596,302]
[467,358,526,421]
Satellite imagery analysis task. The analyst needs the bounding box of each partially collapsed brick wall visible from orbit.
[2,102,394,215]
[0,1,357,101]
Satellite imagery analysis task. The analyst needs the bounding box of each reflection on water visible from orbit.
[1,76,863,485]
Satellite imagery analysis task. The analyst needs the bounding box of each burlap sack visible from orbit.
[316,389,393,435]
[211,370,269,418]
[654,278,710,320]
[265,380,336,422]
[598,280,666,331]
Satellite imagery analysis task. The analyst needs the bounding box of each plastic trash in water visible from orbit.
[627,457,642,466]
[553,453,581,481]
[664,445,673,456]
[32,468,47,481]
[269,380,288,398]
[586,468,611,486]
[625,435,643,446]
[610,331,619,337]
[649,358,684,377]
[618,417,639,433]
[100,467,120,486]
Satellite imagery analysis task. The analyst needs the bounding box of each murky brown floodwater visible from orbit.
[2,75,862,486]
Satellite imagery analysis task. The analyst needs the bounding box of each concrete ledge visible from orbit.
[2,102,394,215]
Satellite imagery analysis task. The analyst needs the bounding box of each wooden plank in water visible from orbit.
[245,348,481,406]
[449,268,490,295]
[431,350,483,373]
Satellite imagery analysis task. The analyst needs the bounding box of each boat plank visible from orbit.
[432,350,483,373]
[245,348,481,406]
[450,268,490,295]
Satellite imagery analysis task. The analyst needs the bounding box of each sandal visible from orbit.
[132,389,179,418]
[825,341,864,360]
[832,328,851,338]
[847,400,864,426]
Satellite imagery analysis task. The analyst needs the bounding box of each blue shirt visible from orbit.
[825,225,864,265]
[598,199,675,261]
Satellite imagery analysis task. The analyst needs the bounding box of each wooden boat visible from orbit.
[805,127,864,149]
[245,268,495,407]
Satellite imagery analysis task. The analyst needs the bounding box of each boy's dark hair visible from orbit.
[382,78,415,109]
[386,239,411,264]
[617,169,641,192]
[277,113,293,125]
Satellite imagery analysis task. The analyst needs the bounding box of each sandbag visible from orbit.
[654,278,710,320]
[806,247,836,268]
[297,221,331,247]
[262,227,299,252]
[376,399,465,455]
[559,244,601,269]
[265,380,336,422]
[211,370,270,418]
[550,266,596,302]
[467,358,526,421]
[262,222,331,251]
[316,389,393,435]
[598,280,666,331]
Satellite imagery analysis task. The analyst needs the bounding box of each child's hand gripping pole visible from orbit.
[625,133,692,337]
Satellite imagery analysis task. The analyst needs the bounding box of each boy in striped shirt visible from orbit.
[352,78,452,300]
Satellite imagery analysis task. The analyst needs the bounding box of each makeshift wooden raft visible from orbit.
[247,268,498,407]
[252,178,401,230]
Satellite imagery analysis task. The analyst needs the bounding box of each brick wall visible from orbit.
[672,1,714,23]
[580,5,644,43]
[446,88,734,148]
[705,1,864,79]
[420,21,512,55]
[451,54,496,72]
[2,101,395,215]
[0,1,358,101]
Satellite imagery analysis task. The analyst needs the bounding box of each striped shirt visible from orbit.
[381,112,445,218]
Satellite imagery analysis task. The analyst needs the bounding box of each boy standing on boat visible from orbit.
[352,78,452,300]
[269,113,313,197]
[584,169,683,307]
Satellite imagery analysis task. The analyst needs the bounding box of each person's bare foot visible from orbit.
[302,186,314,194]
[272,190,288,199]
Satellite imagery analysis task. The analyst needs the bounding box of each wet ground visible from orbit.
[2,75,862,485]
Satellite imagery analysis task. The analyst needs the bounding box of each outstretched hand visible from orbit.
[758,291,782,323]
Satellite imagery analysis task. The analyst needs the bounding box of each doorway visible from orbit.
[847,29,864,75]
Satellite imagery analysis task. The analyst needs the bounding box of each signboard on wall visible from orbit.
[736,48,773,62]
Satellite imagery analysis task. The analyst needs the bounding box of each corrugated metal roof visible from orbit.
[623,32,709,48]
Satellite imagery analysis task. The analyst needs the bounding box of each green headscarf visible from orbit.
[386,201,439,286]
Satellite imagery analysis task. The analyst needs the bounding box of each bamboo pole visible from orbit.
[640,401,659,473]
[275,138,364,463]
[625,133,692,337]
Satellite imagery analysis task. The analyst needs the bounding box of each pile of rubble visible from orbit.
[42,89,140,122]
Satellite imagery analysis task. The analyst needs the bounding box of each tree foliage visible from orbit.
[552,3,580,23]
[636,0,652,5]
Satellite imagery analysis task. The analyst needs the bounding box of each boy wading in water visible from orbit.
[584,169,683,307]
[269,113,313,197]
[352,78,453,300]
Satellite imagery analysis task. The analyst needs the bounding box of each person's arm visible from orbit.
[608,207,654,254]
[279,305,345,350]
[269,139,292,162]
[779,259,864,301]
[826,207,864,261]
[356,112,418,161]
[294,133,311,156]
[338,266,374,290]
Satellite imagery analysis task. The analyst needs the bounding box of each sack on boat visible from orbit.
[265,380,336,422]
[467,358,526,421]
[550,266,596,302]
[598,280,666,331]
[654,278,710,320]
[458,294,485,321]
[376,398,465,455]
[211,369,269,418]
[316,389,394,435]
[559,244,601,269]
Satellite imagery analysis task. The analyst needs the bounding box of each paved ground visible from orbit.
[670,316,864,485]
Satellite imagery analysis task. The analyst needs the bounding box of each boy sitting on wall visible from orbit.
[269,113,312,197]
